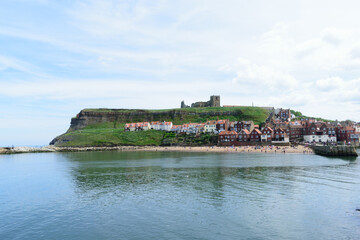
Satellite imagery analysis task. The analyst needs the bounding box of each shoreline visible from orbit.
[0,145,314,155]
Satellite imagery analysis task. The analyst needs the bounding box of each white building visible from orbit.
[151,121,161,130]
[204,120,217,133]
[159,121,173,131]
[142,122,151,131]
[170,125,182,133]
[304,135,336,143]
[124,123,136,131]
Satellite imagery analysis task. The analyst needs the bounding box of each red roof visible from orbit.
[219,130,238,135]
[251,129,262,134]
[275,127,284,132]
[240,129,250,134]
[217,120,227,124]
[264,126,273,131]
[342,126,355,131]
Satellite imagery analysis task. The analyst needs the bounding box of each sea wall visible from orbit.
[310,145,358,157]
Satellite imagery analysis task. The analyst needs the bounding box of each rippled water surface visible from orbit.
[1,151,360,240]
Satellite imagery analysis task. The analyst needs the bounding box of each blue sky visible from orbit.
[1,0,360,146]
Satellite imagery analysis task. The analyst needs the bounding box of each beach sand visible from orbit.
[0,145,314,154]
[126,145,313,154]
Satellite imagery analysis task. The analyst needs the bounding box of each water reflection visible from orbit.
[63,151,357,207]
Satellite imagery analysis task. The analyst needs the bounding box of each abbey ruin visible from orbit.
[181,95,220,108]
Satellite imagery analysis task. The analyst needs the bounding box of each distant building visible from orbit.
[238,129,250,142]
[204,120,217,133]
[288,125,304,142]
[151,121,162,130]
[159,121,173,131]
[274,108,292,122]
[181,95,220,108]
[218,130,238,144]
[216,119,229,132]
[249,128,262,142]
[261,126,274,142]
[303,122,336,143]
[233,121,254,133]
[273,128,289,142]
[336,126,358,144]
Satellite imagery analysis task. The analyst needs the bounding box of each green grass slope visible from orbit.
[54,130,164,147]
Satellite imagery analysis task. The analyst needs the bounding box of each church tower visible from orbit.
[209,95,220,107]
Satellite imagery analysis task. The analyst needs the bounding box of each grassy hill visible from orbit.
[52,130,165,147]
[51,106,270,146]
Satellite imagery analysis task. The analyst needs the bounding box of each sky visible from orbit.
[1,0,360,146]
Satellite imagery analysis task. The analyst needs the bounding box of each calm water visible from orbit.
[0,151,359,240]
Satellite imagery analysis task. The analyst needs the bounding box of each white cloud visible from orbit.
[315,77,343,92]
[0,55,46,77]
[232,58,298,89]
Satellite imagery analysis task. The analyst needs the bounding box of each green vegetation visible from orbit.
[56,130,165,147]
[162,133,218,146]
[290,109,333,122]
[290,110,302,117]
[81,106,269,129]
[53,129,219,147]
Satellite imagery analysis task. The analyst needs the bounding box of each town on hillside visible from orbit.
[124,96,360,146]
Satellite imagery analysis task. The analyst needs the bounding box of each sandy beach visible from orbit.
[0,145,313,154]
[132,145,313,154]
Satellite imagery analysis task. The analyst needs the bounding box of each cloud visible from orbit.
[232,58,298,89]
[315,77,343,92]
[0,78,230,101]
[0,55,47,78]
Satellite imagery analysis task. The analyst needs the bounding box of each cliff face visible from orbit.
[68,108,248,131]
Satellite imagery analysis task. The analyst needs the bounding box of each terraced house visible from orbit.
[238,129,250,142]
[232,121,254,133]
[216,119,229,133]
[218,131,238,144]
[261,126,273,142]
[204,120,217,133]
[273,128,289,142]
[336,126,359,144]
[249,128,262,142]
[303,122,336,143]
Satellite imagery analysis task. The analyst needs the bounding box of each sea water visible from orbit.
[0,151,359,240]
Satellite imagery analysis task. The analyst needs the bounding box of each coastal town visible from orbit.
[124,96,360,146]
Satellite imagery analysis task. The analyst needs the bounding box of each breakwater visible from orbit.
[310,145,358,157]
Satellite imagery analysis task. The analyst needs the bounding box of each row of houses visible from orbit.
[266,119,360,144]
[124,120,241,134]
[124,121,172,132]
[124,118,360,145]
[219,127,289,145]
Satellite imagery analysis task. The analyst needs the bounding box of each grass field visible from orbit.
[56,129,165,147]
